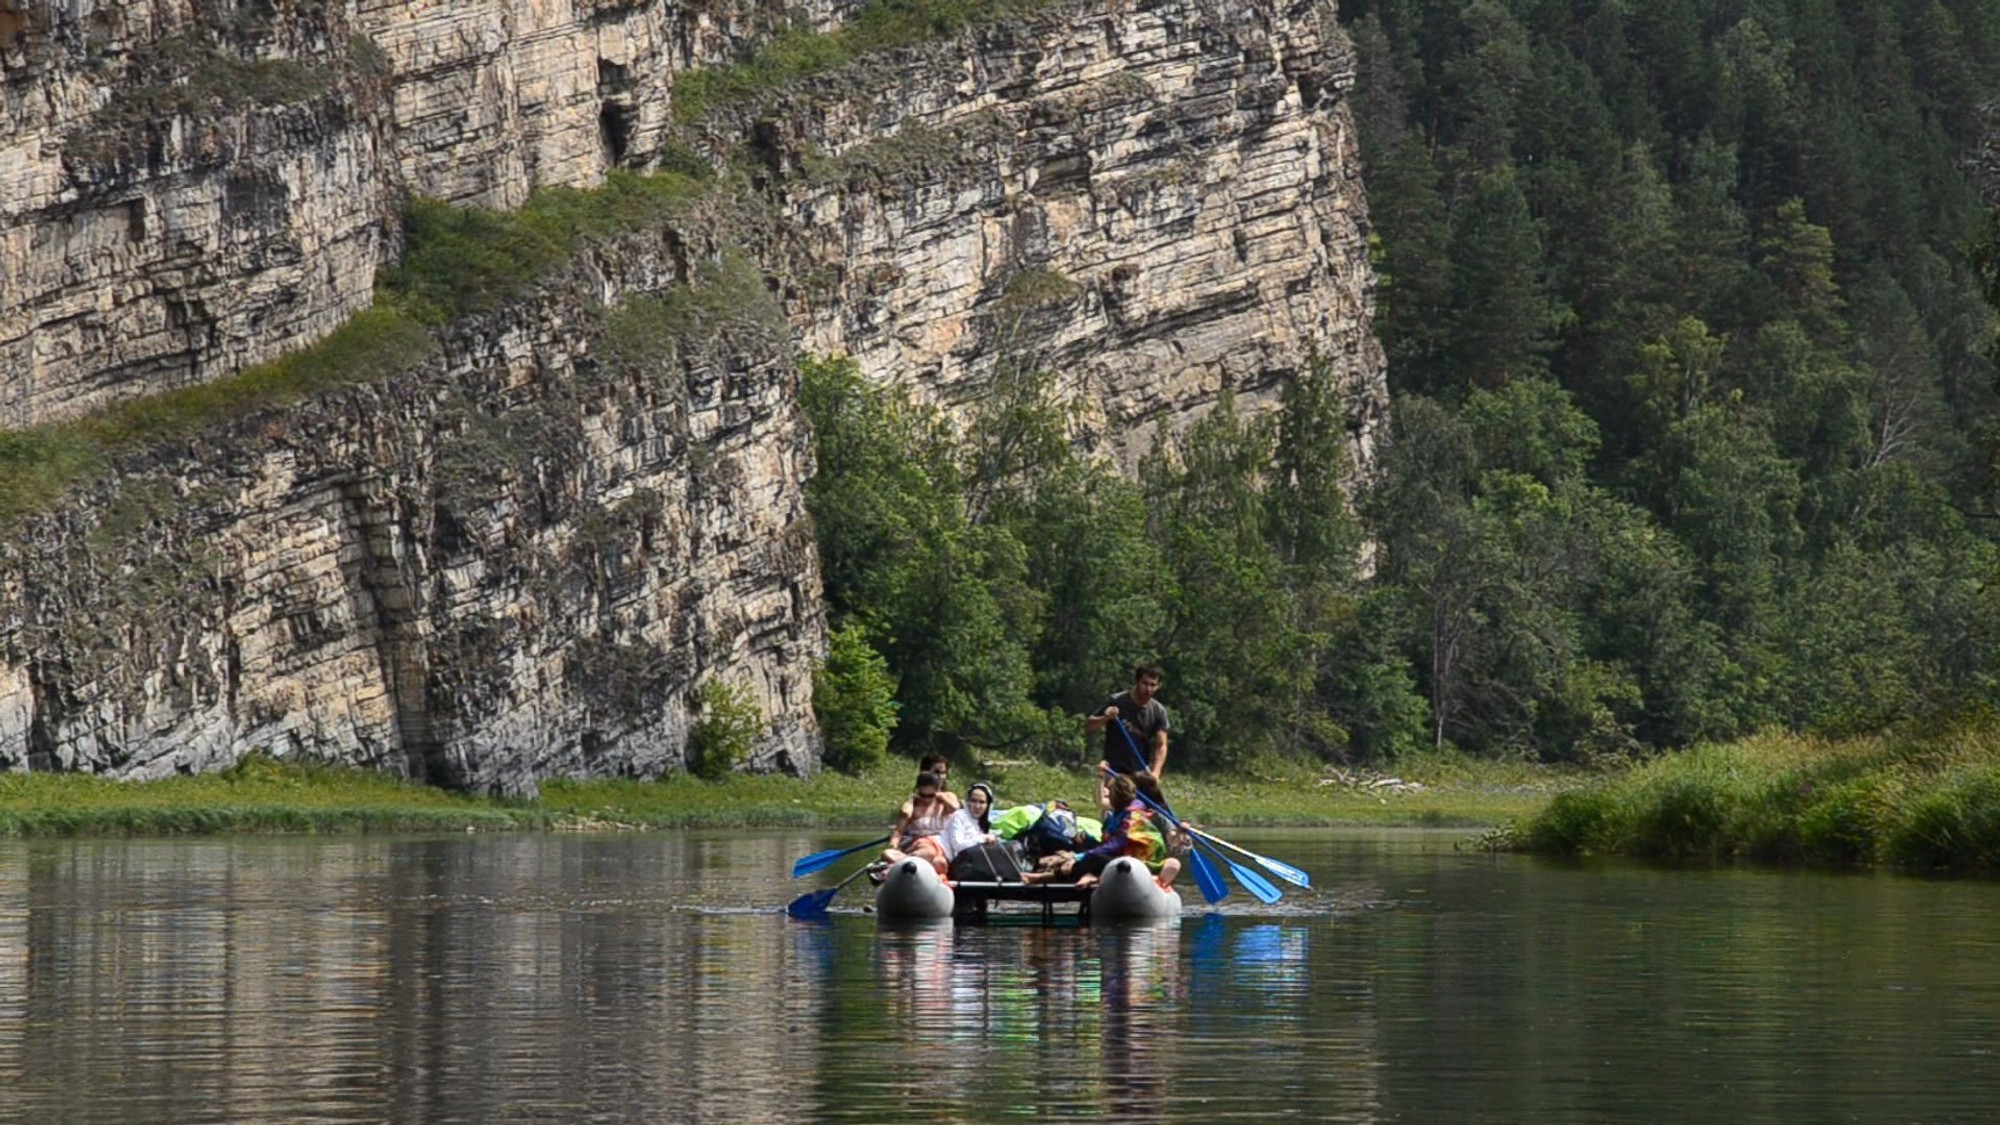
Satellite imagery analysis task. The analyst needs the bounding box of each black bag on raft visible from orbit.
[948,841,1025,883]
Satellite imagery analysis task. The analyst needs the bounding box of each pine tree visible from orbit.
[1445,169,1555,388]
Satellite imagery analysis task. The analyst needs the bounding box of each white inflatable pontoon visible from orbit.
[873,855,1181,923]
[1088,856,1183,920]
[873,858,955,920]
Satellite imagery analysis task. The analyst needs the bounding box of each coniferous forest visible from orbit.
[806,0,2000,772]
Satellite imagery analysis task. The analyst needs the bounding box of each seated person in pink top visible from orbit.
[881,767,959,875]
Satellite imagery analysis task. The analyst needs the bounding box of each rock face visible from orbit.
[743,0,1385,468]
[0,0,1385,788]
[0,0,848,428]
[0,234,822,795]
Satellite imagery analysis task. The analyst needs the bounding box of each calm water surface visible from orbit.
[1,830,1997,1123]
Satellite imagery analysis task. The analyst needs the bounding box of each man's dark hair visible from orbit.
[1130,770,1165,806]
[918,753,949,773]
[1134,663,1164,683]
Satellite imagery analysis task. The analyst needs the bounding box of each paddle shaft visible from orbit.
[786,858,884,919]
[1109,722,1281,904]
[791,834,891,878]
[1183,823,1311,889]
[1107,722,1233,901]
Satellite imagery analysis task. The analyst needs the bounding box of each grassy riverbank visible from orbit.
[0,754,1566,837]
[1507,721,2000,870]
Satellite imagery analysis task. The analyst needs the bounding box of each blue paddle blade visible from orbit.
[1216,837,1311,889]
[1187,827,1312,889]
[1253,854,1312,889]
[786,889,837,919]
[1227,857,1283,904]
[1189,846,1229,904]
[791,835,889,878]
[791,850,848,879]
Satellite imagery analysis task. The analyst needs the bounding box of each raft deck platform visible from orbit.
[948,880,1093,925]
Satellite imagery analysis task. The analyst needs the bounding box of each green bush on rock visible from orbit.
[688,679,765,780]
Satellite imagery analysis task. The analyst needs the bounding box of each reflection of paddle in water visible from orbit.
[1230,924,1312,997]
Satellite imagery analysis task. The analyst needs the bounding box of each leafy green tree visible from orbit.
[688,679,763,780]
[1368,136,1456,394]
[1850,269,1960,484]
[1340,0,2000,757]
[1015,467,1168,719]
[1312,589,1432,763]
[1142,397,1311,766]
[798,355,1041,757]
[1672,133,1758,328]
[1436,0,1535,176]
[815,622,899,774]
[1755,198,1845,342]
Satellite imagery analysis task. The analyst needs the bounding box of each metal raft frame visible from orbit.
[948,880,1094,926]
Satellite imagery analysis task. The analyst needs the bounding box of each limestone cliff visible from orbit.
[0,235,823,795]
[0,0,1384,789]
[729,0,1382,468]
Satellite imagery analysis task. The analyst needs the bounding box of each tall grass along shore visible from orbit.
[0,754,1561,837]
[1507,721,2000,871]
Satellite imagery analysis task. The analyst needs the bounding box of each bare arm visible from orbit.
[1149,729,1168,778]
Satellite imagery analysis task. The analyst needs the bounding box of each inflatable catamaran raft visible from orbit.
[872,856,1183,923]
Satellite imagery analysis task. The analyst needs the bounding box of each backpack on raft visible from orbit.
[1016,801,1085,861]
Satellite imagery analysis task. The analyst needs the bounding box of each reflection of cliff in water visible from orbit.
[0,836,832,1123]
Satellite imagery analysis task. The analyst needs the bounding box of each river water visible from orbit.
[0,829,1996,1123]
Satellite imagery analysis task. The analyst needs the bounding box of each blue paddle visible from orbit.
[791,835,891,879]
[1105,723,1263,904]
[1196,829,1283,904]
[1187,830,1236,904]
[786,859,882,920]
[1114,773,1281,905]
[1180,823,1312,889]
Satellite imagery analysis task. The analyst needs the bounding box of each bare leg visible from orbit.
[1157,858,1182,888]
[911,838,949,876]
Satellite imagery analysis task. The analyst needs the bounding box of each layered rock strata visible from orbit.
[0,0,851,427]
[732,0,1384,467]
[0,229,821,794]
[0,0,1384,786]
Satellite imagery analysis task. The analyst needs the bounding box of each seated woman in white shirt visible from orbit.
[943,783,1023,881]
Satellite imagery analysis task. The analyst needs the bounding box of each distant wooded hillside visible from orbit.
[806,0,2000,771]
[1340,0,2000,758]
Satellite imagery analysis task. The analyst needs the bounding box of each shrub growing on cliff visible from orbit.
[668,0,1054,123]
[815,623,900,774]
[688,680,765,780]
[379,172,709,324]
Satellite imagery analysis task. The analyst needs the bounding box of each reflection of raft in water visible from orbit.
[874,856,1182,924]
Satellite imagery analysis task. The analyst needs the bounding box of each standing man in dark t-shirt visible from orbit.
[1085,663,1171,777]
